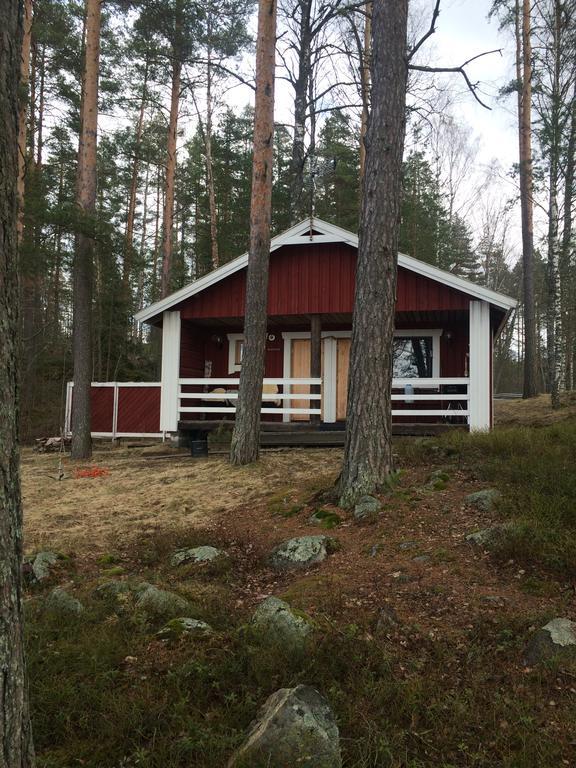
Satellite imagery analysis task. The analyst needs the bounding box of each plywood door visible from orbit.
[336,338,351,421]
[290,339,311,421]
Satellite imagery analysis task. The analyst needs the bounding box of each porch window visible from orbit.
[393,330,441,378]
[227,334,244,373]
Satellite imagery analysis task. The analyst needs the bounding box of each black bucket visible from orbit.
[190,438,209,457]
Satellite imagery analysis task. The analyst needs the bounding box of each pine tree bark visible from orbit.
[72,0,101,459]
[338,0,409,507]
[0,0,36,763]
[516,0,538,398]
[160,51,181,298]
[205,25,219,270]
[230,0,277,465]
[560,86,575,391]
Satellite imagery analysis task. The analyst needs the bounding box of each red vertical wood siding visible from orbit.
[177,243,470,320]
[90,387,114,432]
[117,387,160,433]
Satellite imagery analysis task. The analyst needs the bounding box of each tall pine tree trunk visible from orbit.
[338,0,409,507]
[516,0,538,398]
[71,0,101,459]
[160,54,181,297]
[16,0,32,243]
[560,86,575,391]
[0,0,36,763]
[230,0,277,465]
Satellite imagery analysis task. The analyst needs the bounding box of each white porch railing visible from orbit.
[177,376,470,421]
[178,377,322,417]
[391,377,470,418]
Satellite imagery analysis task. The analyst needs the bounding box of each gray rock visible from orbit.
[465,527,501,547]
[412,555,430,564]
[269,536,336,571]
[25,551,60,584]
[465,488,502,512]
[170,545,225,567]
[353,495,382,521]
[524,618,576,665]
[399,541,418,551]
[46,587,83,615]
[157,617,213,640]
[251,597,313,651]
[228,685,341,768]
[136,585,191,619]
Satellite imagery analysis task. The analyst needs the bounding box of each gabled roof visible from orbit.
[135,218,517,323]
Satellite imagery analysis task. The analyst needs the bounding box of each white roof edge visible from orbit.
[135,217,516,323]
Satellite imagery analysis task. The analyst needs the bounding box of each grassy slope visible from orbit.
[23,423,576,768]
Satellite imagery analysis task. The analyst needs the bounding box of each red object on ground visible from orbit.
[74,467,110,479]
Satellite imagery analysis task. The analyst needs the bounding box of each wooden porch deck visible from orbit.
[178,419,466,450]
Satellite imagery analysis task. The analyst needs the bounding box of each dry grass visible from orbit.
[495,390,576,427]
[21,445,341,555]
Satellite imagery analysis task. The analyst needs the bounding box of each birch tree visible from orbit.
[0,0,36,763]
[230,0,277,465]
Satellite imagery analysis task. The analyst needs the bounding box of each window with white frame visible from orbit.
[393,330,441,378]
[227,334,244,374]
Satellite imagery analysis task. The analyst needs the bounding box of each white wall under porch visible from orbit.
[159,310,181,432]
[468,300,492,431]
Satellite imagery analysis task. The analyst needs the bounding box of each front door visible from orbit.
[289,336,351,422]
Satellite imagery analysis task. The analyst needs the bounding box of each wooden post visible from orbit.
[310,315,322,423]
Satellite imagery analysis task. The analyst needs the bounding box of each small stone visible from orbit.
[251,596,313,651]
[464,488,502,512]
[412,555,430,564]
[45,587,83,615]
[156,617,213,640]
[136,585,191,619]
[482,595,507,606]
[525,618,576,665]
[228,685,341,768]
[465,528,500,547]
[268,536,336,571]
[399,541,418,551]
[170,545,225,567]
[353,495,382,522]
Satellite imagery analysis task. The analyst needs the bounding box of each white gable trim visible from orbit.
[135,218,516,323]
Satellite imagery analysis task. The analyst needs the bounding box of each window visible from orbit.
[227,334,244,373]
[393,330,441,378]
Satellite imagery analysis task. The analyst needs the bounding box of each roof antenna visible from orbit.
[308,151,318,240]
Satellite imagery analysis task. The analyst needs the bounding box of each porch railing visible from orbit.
[178,377,322,417]
[178,376,470,421]
[391,377,470,418]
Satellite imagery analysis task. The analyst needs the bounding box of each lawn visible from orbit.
[22,422,576,767]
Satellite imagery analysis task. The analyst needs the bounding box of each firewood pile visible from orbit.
[34,436,71,453]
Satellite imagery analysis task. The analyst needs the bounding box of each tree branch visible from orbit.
[408,0,441,62]
[409,49,503,109]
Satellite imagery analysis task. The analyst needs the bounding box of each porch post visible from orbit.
[310,315,322,423]
[468,300,491,431]
[159,310,181,433]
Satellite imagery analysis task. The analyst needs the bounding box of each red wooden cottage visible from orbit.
[65,218,516,444]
